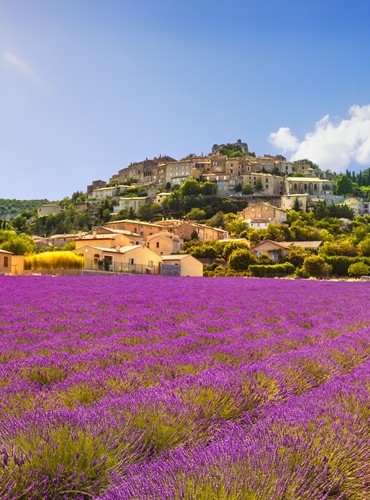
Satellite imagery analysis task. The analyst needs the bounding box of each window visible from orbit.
[156,242,160,248]
[129,258,135,265]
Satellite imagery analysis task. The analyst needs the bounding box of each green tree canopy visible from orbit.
[0,230,35,255]
[186,207,206,221]
[180,180,201,197]
[348,262,369,277]
[336,175,354,196]
[301,255,332,279]
[138,203,161,222]
[228,248,256,271]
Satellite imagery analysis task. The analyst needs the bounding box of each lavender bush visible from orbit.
[0,276,369,498]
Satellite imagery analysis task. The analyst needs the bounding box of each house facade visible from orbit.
[161,254,203,277]
[160,220,229,241]
[118,196,150,214]
[146,232,184,255]
[240,173,284,196]
[238,202,287,228]
[0,249,12,274]
[74,226,143,250]
[284,177,333,196]
[76,244,162,274]
[105,220,166,239]
[252,239,322,260]
[37,204,62,217]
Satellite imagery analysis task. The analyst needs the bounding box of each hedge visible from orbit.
[249,263,295,278]
[324,256,370,276]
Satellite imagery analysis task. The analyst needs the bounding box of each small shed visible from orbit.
[161,254,203,277]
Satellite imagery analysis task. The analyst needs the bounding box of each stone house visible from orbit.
[0,249,12,274]
[105,220,166,239]
[238,202,287,228]
[284,177,333,196]
[155,192,172,205]
[240,173,284,196]
[280,194,309,211]
[75,226,143,250]
[161,220,229,241]
[252,239,322,261]
[146,232,183,255]
[118,196,150,214]
[165,160,194,187]
[76,244,162,274]
[87,185,120,200]
[37,204,62,217]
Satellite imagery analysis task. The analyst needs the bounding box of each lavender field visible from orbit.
[0,275,369,499]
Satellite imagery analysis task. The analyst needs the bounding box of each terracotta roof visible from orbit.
[252,240,322,250]
[161,254,193,260]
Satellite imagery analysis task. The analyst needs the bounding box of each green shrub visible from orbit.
[348,262,370,277]
[301,255,332,279]
[228,249,256,271]
[325,256,370,276]
[249,263,295,278]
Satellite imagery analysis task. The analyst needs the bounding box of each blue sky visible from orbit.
[1,0,370,200]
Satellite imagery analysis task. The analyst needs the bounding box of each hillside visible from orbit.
[0,199,49,219]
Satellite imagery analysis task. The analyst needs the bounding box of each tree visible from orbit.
[292,197,301,212]
[315,202,330,219]
[180,179,201,197]
[301,255,332,279]
[208,211,225,229]
[11,215,29,234]
[283,246,309,268]
[358,235,370,256]
[254,179,264,192]
[222,241,250,260]
[242,184,253,195]
[336,175,354,196]
[228,248,256,271]
[225,218,249,237]
[348,262,369,277]
[201,182,217,196]
[318,238,358,257]
[0,230,35,255]
[265,224,291,242]
[328,204,355,219]
[138,203,161,222]
[186,208,206,221]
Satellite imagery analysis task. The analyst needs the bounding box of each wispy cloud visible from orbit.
[3,49,53,94]
[268,104,370,171]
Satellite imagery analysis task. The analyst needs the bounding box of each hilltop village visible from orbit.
[0,140,369,278]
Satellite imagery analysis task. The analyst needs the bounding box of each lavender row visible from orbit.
[102,361,370,499]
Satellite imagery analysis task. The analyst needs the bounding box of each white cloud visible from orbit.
[268,104,370,171]
[268,127,299,154]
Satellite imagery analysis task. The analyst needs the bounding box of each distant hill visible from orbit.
[0,199,49,220]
